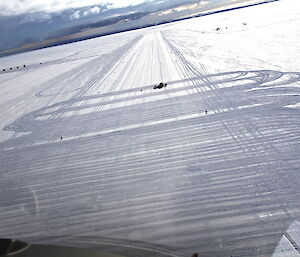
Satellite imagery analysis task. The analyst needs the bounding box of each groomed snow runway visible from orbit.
[1,1,300,256]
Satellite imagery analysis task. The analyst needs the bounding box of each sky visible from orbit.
[0,0,262,54]
[0,0,154,16]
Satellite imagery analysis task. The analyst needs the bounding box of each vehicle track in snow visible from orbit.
[161,31,300,254]
[1,31,300,257]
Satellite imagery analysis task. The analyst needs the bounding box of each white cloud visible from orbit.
[70,10,81,20]
[83,6,101,17]
[0,0,150,16]
[108,0,150,8]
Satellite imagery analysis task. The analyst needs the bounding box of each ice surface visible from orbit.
[0,0,300,256]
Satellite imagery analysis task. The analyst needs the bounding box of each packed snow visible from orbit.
[0,0,300,256]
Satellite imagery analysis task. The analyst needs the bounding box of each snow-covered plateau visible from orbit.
[0,0,300,256]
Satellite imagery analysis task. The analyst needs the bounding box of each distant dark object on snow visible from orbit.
[243,22,247,25]
[60,137,63,140]
[191,253,198,257]
[23,64,26,68]
[205,110,208,114]
[154,82,167,89]
[216,28,220,31]
[2,69,5,72]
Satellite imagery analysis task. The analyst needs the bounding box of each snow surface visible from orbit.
[0,0,300,256]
